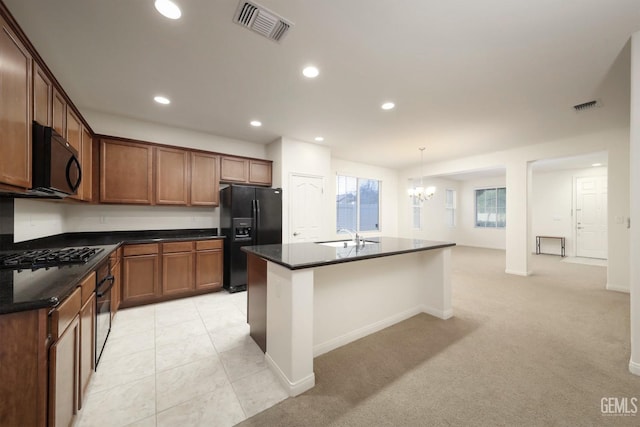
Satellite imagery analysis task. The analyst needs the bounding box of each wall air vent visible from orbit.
[573,99,602,112]
[234,1,293,43]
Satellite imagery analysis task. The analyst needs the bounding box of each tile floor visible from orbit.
[76,291,289,427]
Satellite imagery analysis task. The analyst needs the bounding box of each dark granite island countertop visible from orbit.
[241,236,455,270]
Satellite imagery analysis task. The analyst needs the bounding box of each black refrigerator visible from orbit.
[220,185,282,293]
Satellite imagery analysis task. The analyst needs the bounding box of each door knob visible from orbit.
[293,232,300,236]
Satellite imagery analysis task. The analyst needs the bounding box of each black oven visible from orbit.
[95,261,114,367]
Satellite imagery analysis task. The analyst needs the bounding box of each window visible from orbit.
[336,175,380,232]
[445,189,456,227]
[475,187,506,228]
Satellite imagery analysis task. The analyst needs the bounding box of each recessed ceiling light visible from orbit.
[302,66,319,78]
[154,95,170,105]
[155,0,182,20]
[314,136,324,142]
[250,120,262,127]
[592,163,602,167]
[381,102,395,110]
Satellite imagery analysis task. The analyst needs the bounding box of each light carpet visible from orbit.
[237,246,636,427]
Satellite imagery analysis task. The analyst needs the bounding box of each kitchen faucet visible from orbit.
[338,228,361,245]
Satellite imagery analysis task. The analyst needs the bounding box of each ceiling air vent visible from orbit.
[573,99,602,112]
[234,1,293,43]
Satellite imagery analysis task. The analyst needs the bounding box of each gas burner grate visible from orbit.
[0,247,104,271]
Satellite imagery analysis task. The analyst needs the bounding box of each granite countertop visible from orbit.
[8,228,223,250]
[0,229,224,315]
[241,237,455,270]
[0,244,117,314]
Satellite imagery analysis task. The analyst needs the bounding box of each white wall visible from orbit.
[268,137,332,243]
[458,176,507,250]
[398,177,460,243]
[398,127,629,286]
[628,31,640,375]
[531,166,607,257]
[330,158,399,240]
[14,199,65,242]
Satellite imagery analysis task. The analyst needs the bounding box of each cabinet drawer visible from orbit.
[79,271,96,306]
[196,239,223,250]
[163,241,194,253]
[51,287,81,339]
[123,243,159,257]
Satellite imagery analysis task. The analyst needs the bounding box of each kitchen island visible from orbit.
[242,237,455,396]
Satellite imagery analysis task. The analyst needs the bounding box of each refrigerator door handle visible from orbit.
[253,200,260,245]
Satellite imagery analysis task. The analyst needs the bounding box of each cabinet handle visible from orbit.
[293,232,300,236]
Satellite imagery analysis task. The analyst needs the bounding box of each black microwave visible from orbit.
[31,122,82,197]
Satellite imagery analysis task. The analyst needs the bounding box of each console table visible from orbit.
[535,235,565,257]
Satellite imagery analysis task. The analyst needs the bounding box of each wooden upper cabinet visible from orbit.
[100,138,153,204]
[0,15,32,189]
[220,156,249,183]
[52,86,66,137]
[155,146,189,205]
[190,152,219,206]
[33,62,52,126]
[220,156,272,186]
[249,159,272,186]
[80,126,93,202]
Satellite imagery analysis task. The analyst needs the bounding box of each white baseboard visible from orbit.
[265,353,315,397]
[629,358,640,376]
[505,269,531,276]
[313,306,423,357]
[312,305,453,357]
[423,305,453,320]
[606,283,630,293]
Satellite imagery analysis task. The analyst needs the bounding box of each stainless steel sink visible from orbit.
[317,240,376,248]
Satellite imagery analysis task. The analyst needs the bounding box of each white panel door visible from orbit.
[290,174,324,243]
[576,176,607,259]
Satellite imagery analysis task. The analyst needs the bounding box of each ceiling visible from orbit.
[4,0,639,169]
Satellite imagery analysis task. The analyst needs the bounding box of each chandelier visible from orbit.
[407,147,436,202]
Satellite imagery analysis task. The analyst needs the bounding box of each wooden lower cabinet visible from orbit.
[122,249,160,307]
[111,256,122,317]
[162,251,195,295]
[196,248,223,291]
[121,239,223,307]
[49,287,81,427]
[0,309,48,426]
[78,292,95,410]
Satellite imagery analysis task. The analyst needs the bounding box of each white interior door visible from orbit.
[576,175,607,259]
[290,174,324,243]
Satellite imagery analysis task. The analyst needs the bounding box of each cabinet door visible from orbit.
[78,293,95,410]
[52,87,66,136]
[190,152,219,206]
[249,160,272,186]
[66,109,83,200]
[100,139,154,204]
[155,146,189,205]
[162,251,195,295]
[122,254,160,305]
[33,62,52,126]
[81,126,93,202]
[220,156,248,183]
[49,315,80,427]
[195,249,223,291]
[0,15,32,189]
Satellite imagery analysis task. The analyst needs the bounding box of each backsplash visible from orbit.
[12,199,219,243]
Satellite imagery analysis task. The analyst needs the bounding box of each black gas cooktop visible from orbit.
[0,247,104,271]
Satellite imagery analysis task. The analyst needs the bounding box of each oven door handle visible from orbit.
[96,275,115,298]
